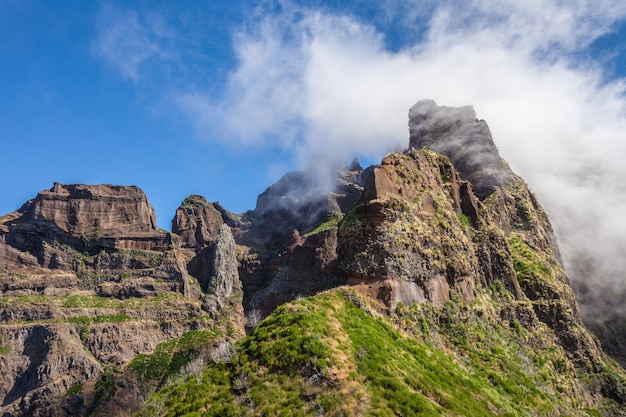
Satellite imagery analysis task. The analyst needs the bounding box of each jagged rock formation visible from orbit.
[241,163,371,247]
[339,148,490,308]
[197,224,241,316]
[409,99,512,198]
[1,183,165,256]
[172,195,225,248]
[340,100,600,370]
[238,162,370,316]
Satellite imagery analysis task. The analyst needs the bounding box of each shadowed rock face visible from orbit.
[409,99,512,199]
[241,164,372,248]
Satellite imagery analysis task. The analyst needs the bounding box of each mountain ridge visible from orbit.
[0,100,625,416]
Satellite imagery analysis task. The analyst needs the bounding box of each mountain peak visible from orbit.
[408,99,512,198]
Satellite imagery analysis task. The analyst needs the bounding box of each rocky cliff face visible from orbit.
[339,100,600,369]
[2,183,163,253]
[0,184,244,416]
[339,148,486,308]
[409,99,512,198]
[237,162,369,317]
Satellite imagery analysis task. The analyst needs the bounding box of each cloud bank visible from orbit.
[176,0,626,320]
[92,1,626,321]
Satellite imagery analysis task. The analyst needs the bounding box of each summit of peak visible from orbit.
[408,99,512,199]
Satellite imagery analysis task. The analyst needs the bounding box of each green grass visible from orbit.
[508,234,551,285]
[0,293,192,312]
[127,330,218,388]
[138,289,617,416]
[67,314,132,325]
[303,213,341,237]
[66,383,83,396]
[457,212,470,231]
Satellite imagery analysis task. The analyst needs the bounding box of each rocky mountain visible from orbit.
[0,184,244,416]
[1,100,625,416]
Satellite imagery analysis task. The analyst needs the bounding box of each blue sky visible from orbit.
[2,0,626,292]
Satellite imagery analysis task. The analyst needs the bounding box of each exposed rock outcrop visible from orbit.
[171,195,226,249]
[198,224,242,317]
[1,183,168,264]
[339,100,600,371]
[4,183,160,244]
[238,162,368,316]
[0,184,245,416]
[338,148,486,308]
[0,324,102,413]
[409,99,512,198]
[242,162,371,248]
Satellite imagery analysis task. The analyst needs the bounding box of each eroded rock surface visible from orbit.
[338,101,599,370]
[172,195,226,249]
[409,99,512,198]
[339,148,485,308]
[0,184,245,416]
[200,224,241,316]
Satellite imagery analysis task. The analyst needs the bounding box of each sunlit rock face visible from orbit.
[11,182,157,236]
[339,101,597,371]
[1,183,168,256]
[338,147,486,309]
[171,195,225,249]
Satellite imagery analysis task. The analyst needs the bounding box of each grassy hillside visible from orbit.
[137,288,626,416]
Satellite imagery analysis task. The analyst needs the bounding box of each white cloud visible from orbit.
[92,4,174,81]
[178,0,626,317]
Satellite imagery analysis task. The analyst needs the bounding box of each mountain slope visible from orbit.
[141,288,626,416]
[139,100,626,416]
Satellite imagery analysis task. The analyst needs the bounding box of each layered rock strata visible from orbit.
[0,184,245,415]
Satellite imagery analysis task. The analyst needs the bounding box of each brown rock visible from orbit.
[11,183,157,236]
[339,148,480,307]
[409,99,513,198]
[172,195,225,248]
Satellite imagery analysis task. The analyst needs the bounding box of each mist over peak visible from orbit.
[408,99,512,199]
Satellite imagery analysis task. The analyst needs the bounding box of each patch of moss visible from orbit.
[508,234,551,285]
[127,330,218,388]
[457,212,470,231]
[303,213,340,237]
[66,383,83,396]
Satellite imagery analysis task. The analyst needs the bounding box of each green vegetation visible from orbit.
[338,207,365,235]
[0,293,190,312]
[67,314,132,325]
[508,234,552,285]
[128,330,218,389]
[95,367,118,403]
[66,383,83,396]
[0,345,9,355]
[138,289,617,416]
[304,213,341,237]
[457,212,470,231]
